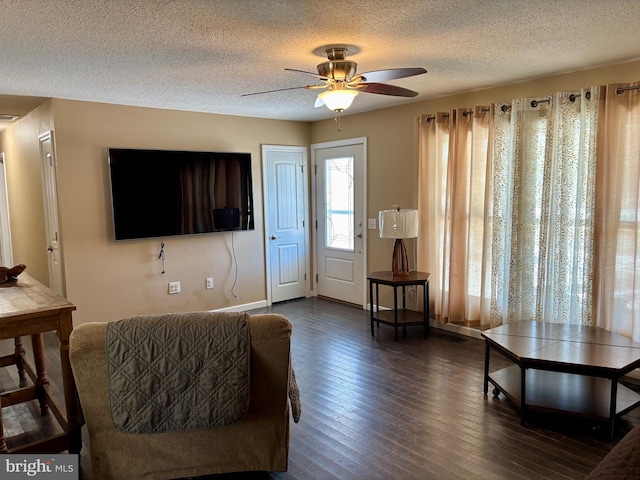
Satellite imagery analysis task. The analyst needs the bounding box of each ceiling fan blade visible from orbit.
[285,68,329,81]
[356,67,427,83]
[240,85,315,97]
[359,82,419,97]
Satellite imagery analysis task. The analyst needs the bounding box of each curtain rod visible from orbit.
[616,85,640,95]
[424,85,637,121]
[569,92,591,102]
[426,86,627,119]
[425,113,450,123]
[427,108,490,121]
[530,98,551,108]
[463,107,491,117]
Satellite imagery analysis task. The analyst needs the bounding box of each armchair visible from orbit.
[69,312,295,480]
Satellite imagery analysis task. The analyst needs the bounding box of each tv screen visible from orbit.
[108,148,254,240]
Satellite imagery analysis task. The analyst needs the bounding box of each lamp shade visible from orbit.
[379,209,418,239]
[318,89,359,112]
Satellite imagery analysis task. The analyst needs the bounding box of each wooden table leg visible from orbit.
[59,312,82,454]
[375,284,380,329]
[483,341,490,395]
[609,378,618,439]
[369,280,374,336]
[0,382,6,451]
[13,336,25,380]
[393,287,398,342]
[0,416,6,452]
[520,367,527,427]
[423,281,429,338]
[31,333,50,416]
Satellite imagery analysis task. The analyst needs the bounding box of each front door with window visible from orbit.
[313,140,366,306]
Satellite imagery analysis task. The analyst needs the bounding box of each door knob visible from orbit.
[355,233,362,238]
[270,235,279,240]
[47,245,54,252]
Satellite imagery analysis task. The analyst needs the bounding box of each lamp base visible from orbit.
[391,239,410,277]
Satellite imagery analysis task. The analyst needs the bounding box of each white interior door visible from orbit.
[39,131,64,296]
[313,139,366,306]
[263,145,309,304]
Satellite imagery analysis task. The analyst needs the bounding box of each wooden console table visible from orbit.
[367,271,430,341]
[0,273,81,453]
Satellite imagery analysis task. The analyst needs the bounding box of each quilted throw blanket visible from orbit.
[105,311,250,434]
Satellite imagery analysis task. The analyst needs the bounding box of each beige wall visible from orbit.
[310,59,640,276]
[1,59,638,325]
[0,100,54,284]
[48,100,309,324]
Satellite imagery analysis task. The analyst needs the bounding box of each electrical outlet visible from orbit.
[168,281,181,294]
[206,277,214,289]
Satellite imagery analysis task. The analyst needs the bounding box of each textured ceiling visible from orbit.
[1,0,639,128]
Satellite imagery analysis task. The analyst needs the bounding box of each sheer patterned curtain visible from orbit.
[487,90,599,328]
[417,88,602,330]
[594,82,640,341]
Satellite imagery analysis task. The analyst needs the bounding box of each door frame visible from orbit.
[0,152,13,267]
[311,137,367,308]
[262,144,312,305]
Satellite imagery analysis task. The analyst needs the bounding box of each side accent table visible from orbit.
[0,273,81,454]
[367,271,430,341]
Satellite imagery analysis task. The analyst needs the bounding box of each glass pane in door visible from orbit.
[324,156,354,251]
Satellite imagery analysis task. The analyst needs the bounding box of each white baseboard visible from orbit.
[430,320,483,340]
[213,300,268,313]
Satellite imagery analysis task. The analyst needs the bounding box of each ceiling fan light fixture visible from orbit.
[318,89,359,112]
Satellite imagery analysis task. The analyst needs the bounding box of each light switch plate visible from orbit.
[368,218,377,229]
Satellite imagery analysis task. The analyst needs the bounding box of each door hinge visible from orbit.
[300,164,304,173]
[304,273,307,281]
[314,164,317,174]
[316,274,319,282]
[315,220,318,229]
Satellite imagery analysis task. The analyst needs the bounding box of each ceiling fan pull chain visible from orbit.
[335,111,342,131]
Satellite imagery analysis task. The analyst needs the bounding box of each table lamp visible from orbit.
[378,207,419,277]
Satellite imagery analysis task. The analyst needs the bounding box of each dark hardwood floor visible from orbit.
[2,297,638,479]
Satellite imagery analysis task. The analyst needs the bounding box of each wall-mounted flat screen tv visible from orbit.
[108,148,254,240]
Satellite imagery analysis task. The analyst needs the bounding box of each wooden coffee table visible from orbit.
[482,321,640,438]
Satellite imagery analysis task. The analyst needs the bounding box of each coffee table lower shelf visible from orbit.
[488,365,640,421]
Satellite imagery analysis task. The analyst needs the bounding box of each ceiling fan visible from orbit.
[242,45,427,126]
